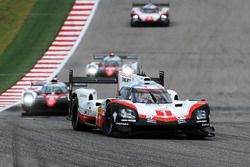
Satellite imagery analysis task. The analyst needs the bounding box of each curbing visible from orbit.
[0,0,100,112]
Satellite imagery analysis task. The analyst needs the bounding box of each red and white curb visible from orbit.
[0,0,99,112]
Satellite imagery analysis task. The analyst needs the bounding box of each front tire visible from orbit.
[103,109,117,136]
[21,106,32,116]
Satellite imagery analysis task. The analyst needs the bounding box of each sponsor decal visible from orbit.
[116,122,129,126]
[176,115,186,124]
[45,95,58,107]
[121,119,136,122]
[146,119,157,124]
[113,112,117,122]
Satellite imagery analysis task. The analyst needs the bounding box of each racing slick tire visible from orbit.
[186,126,215,139]
[103,107,118,136]
[130,21,137,27]
[21,106,32,116]
[186,133,207,140]
[71,97,92,131]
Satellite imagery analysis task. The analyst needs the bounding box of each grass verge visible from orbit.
[0,0,75,93]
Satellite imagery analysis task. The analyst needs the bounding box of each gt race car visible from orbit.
[130,2,170,27]
[21,79,69,116]
[67,70,215,138]
[86,53,139,77]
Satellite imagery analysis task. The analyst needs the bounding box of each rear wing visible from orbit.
[118,71,165,91]
[68,70,117,119]
[132,2,169,7]
[93,53,138,61]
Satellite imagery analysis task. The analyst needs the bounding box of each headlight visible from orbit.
[23,94,35,105]
[161,15,167,19]
[87,67,98,75]
[119,108,136,119]
[122,66,133,75]
[196,110,207,120]
[132,15,139,20]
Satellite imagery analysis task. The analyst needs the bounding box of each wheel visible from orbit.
[186,133,206,140]
[163,21,170,27]
[130,21,136,27]
[21,106,32,116]
[71,98,91,131]
[103,106,118,136]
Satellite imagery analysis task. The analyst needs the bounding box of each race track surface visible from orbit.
[1,0,250,166]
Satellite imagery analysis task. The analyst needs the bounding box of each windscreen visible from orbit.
[132,88,172,104]
[42,85,67,94]
[104,60,122,66]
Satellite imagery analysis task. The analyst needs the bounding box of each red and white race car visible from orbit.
[68,70,214,138]
[130,2,170,27]
[86,52,139,77]
[21,79,69,115]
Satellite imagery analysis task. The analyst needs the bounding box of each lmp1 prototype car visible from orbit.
[21,79,69,115]
[130,2,170,27]
[86,52,139,77]
[67,70,215,139]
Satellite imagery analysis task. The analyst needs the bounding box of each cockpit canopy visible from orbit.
[142,3,159,13]
[104,60,122,66]
[41,84,67,94]
[119,87,172,104]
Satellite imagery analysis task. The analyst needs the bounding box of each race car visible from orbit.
[130,2,170,27]
[86,52,139,77]
[67,70,215,139]
[21,79,69,116]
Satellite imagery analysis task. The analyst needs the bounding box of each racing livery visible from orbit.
[130,2,170,27]
[86,52,139,77]
[68,70,215,138]
[21,79,69,115]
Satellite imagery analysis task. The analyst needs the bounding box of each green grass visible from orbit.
[0,0,36,54]
[0,0,75,93]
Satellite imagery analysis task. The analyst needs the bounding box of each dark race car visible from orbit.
[21,79,69,116]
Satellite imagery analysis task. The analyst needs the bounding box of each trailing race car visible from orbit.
[67,70,215,139]
[86,52,139,77]
[130,2,170,27]
[21,79,69,116]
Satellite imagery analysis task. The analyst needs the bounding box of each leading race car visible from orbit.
[86,52,139,77]
[21,79,69,116]
[67,70,215,139]
[130,2,170,27]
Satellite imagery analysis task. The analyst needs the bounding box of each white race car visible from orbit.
[130,2,170,27]
[67,70,215,138]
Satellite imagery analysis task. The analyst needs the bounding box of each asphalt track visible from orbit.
[1,0,250,166]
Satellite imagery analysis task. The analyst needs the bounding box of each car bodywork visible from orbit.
[130,2,170,26]
[21,80,69,115]
[68,70,215,138]
[86,53,139,77]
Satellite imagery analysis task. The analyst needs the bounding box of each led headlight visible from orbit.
[23,94,35,105]
[119,108,136,119]
[132,15,139,20]
[87,67,98,75]
[122,66,133,75]
[161,15,167,20]
[196,110,207,120]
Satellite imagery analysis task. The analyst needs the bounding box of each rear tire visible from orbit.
[71,98,91,131]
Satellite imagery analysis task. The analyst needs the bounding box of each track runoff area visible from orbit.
[0,0,100,112]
